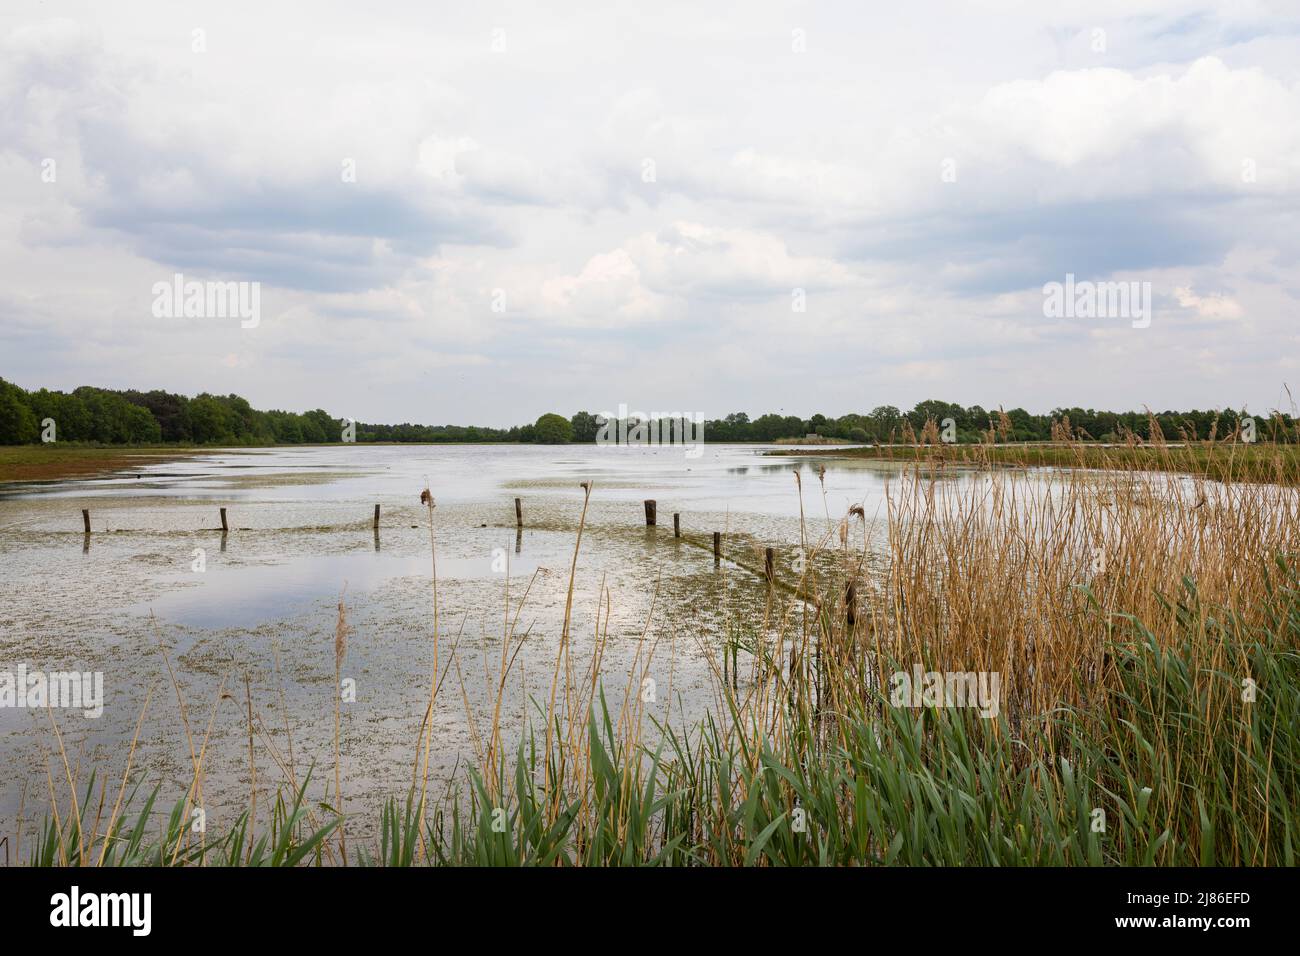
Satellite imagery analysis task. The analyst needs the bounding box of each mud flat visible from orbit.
[0,445,217,484]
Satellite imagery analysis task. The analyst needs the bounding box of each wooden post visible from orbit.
[81,509,90,534]
[673,513,681,538]
[765,547,775,584]
[644,499,656,526]
[373,503,381,529]
[515,497,523,527]
[220,507,228,532]
[713,531,721,563]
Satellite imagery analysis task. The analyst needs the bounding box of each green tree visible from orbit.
[188,395,231,444]
[570,411,599,443]
[54,393,91,441]
[0,386,38,444]
[303,409,339,443]
[870,405,902,442]
[750,413,787,441]
[123,403,162,442]
[534,413,573,444]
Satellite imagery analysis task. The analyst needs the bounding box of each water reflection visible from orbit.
[135,540,547,628]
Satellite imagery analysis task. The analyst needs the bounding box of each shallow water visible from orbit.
[0,443,978,849]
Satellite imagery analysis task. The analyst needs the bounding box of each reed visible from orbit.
[781,438,1300,487]
[333,592,349,865]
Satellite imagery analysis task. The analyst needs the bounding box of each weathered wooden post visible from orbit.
[515,497,523,527]
[81,509,91,534]
[765,547,775,585]
[220,507,229,533]
[673,513,681,538]
[644,499,656,526]
[713,531,721,563]
[373,504,381,529]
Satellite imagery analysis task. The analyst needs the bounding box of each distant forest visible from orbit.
[0,376,1294,446]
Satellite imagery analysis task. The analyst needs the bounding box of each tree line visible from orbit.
[0,377,1293,445]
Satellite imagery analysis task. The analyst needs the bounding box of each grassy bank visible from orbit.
[0,444,214,483]
[767,440,1300,486]
[17,457,1300,866]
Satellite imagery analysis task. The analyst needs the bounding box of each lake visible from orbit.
[0,443,986,845]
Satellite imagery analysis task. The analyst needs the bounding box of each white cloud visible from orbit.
[1174,286,1246,321]
[539,248,668,325]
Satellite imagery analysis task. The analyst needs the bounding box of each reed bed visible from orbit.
[18,446,1300,866]
[792,437,1300,487]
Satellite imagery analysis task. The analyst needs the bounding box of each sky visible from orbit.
[1,0,1298,425]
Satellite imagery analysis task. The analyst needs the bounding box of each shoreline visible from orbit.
[762,441,1300,486]
[0,445,216,483]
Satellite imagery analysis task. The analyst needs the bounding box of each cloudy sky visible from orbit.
[2,1,1298,425]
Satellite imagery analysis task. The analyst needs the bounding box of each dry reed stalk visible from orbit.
[168,671,229,866]
[44,763,66,866]
[96,683,155,866]
[243,671,257,865]
[543,481,592,814]
[151,614,207,854]
[484,569,544,784]
[87,775,107,860]
[13,780,26,865]
[334,591,350,864]
[43,704,82,862]
[272,640,297,790]
[417,487,439,855]
[410,618,466,792]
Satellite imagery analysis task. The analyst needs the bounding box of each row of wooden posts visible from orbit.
[516,496,750,575]
[78,493,861,628]
[82,506,257,535]
[77,497,802,588]
[637,498,731,566]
